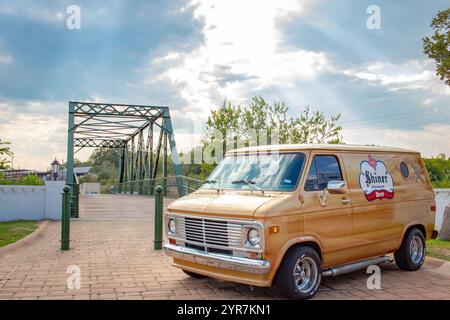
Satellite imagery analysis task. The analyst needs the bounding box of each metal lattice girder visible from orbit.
[73,102,165,118]
[74,138,126,148]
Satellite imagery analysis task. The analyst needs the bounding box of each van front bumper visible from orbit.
[163,243,271,275]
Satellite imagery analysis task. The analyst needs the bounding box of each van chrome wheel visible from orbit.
[293,256,319,293]
[395,228,425,271]
[409,235,424,264]
[275,246,322,299]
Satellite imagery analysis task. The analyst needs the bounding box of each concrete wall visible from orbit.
[435,189,450,232]
[0,181,65,221]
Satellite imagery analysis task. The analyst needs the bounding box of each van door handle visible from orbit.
[341,198,352,204]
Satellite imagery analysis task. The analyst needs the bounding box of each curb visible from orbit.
[0,220,54,257]
[426,256,450,277]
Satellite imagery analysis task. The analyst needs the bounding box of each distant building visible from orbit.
[58,166,91,181]
[0,169,47,181]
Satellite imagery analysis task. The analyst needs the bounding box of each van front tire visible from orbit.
[394,228,425,271]
[275,246,322,300]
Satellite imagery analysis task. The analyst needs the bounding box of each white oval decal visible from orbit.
[359,155,394,201]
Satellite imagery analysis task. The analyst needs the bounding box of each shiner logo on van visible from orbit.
[359,155,394,201]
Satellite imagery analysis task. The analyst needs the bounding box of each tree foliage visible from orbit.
[186,97,343,178]
[89,148,121,169]
[423,8,450,85]
[0,173,43,186]
[423,154,450,188]
[204,96,342,147]
[77,148,121,187]
[0,139,13,169]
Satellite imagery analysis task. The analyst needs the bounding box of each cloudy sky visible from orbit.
[0,0,449,170]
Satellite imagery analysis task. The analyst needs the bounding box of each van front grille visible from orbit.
[175,216,244,250]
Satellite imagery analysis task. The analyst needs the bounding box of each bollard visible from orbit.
[61,185,71,250]
[154,185,164,250]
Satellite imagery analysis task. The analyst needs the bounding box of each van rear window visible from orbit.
[400,161,409,178]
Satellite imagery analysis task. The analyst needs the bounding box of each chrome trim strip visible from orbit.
[169,236,255,252]
[167,212,264,227]
[163,243,270,275]
[322,256,390,277]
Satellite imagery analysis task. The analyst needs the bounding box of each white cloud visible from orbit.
[0,100,67,170]
[0,53,12,65]
[343,124,450,157]
[148,0,329,120]
[342,59,450,96]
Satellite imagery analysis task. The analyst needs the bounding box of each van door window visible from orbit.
[305,158,318,191]
[305,155,343,191]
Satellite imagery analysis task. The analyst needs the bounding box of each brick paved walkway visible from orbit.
[0,194,449,300]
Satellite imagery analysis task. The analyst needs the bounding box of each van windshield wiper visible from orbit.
[231,179,261,190]
[204,179,220,190]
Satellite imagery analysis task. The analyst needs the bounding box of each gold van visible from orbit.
[163,144,437,299]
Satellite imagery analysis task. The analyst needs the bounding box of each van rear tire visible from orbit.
[274,246,322,300]
[182,269,208,279]
[394,228,425,271]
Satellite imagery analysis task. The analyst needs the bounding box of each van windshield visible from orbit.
[201,152,305,191]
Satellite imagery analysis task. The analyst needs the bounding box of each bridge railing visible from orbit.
[70,173,80,218]
[112,175,204,198]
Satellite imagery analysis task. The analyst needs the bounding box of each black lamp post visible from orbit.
[51,158,60,181]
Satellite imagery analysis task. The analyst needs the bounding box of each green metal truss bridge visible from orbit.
[65,101,202,219]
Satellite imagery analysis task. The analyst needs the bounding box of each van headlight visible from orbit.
[247,228,260,246]
[168,219,176,235]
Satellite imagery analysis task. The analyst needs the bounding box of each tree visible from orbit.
[197,97,342,177]
[423,8,450,85]
[87,148,121,185]
[0,139,13,169]
[89,148,121,170]
[423,154,450,188]
[283,105,342,144]
[204,96,342,147]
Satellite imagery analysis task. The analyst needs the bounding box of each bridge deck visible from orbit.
[79,194,175,220]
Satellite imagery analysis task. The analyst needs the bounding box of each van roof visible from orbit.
[228,144,420,154]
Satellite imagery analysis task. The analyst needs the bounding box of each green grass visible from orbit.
[0,220,39,248]
[427,239,450,261]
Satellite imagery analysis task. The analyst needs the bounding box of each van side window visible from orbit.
[305,155,343,191]
[305,159,318,191]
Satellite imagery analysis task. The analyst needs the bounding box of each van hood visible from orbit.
[166,191,280,219]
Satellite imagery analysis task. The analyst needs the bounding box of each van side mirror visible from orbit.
[327,180,347,194]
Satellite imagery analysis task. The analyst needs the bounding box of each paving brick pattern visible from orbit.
[0,194,449,300]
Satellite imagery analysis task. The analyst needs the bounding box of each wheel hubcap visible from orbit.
[293,257,318,293]
[409,235,424,264]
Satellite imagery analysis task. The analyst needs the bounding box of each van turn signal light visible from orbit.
[269,226,280,234]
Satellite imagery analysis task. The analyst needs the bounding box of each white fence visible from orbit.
[435,189,450,232]
[0,181,65,221]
